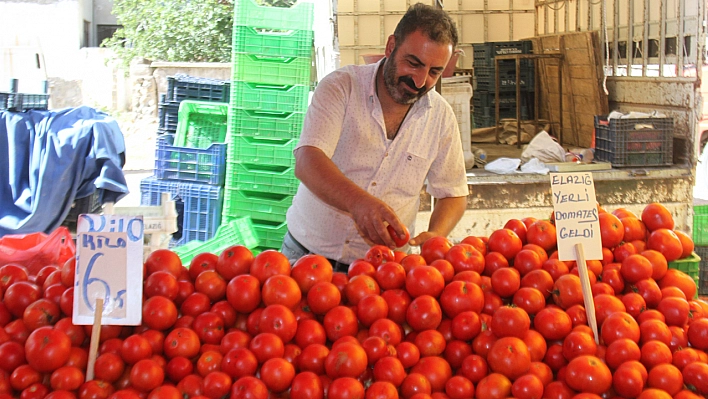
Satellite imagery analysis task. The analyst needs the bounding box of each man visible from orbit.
[281,3,469,271]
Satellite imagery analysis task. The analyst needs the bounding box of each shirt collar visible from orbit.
[366,57,433,111]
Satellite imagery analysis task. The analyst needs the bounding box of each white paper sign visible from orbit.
[550,172,603,261]
[74,215,144,325]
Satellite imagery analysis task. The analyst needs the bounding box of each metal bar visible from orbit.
[495,57,500,142]
[677,0,684,75]
[642,0,649,77]
[628,0,634,76]
[485,0,489,42]
[516,56,521,148]
[509,0,514,38]
[613,0,620,77]
[565,0,570,32]
[659,0,666,78]
[576,0,581,32]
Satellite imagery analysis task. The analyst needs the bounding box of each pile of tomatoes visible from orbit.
[0,202,707,399]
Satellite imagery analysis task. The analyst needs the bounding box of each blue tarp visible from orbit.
[0,106,129,236]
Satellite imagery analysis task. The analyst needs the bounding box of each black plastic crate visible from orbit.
[696,246,708,296]
[473,90,531,108]
[475,105,530,119]
[158,100,180,134]
[473,41,533,66]
[593,116,674,167]
[0,92,49,111]
[474,115,496,128]
[61,191,103,232]
[167,74,230,103]
[476,76,534,93]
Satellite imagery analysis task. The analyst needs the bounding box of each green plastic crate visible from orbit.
[229,136,297,168]
[172,216,259,265]
[693,205,708,246]
[233,0,314,31]
[668,251,701,298]
[225,162,299,196]
[230,81,309,113]
[229,107,305,140]
[223,189,292,223]
[232,52,311,86]
[252,219,288,249]
[174,101,229,148]
[232,25,313,58]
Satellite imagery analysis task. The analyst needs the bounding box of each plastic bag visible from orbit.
[520,158,550,175]
[484,158,521,174]
[520,131,566,163]
[0,227,75,275]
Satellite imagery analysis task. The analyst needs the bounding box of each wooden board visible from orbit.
[531,32,609,148]
[546,162,612,172]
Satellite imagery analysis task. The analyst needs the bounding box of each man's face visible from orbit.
[382,30,453,105]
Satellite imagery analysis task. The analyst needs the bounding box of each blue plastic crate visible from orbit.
[140,177,223,245]
[168,74,230,103]
[158,99,180,133]
[155,135,227,185]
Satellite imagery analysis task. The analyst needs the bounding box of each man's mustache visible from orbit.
[399,76,425,94]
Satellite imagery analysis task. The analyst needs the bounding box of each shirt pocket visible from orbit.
[394,143,433,197]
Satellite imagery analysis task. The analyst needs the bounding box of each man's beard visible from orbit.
[383,52,428,105]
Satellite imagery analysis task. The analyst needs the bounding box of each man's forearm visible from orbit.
[428,196,468,237]
[293,146,367,215]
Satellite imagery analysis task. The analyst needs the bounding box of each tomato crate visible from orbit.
[695,246,708,296]
[233,25,313,58]
[693,205,708,246]
[225,162,299,196]
[667,252,701,298]
[229,107,305,140]
[168,74,230,103]
[230,81,309,113]
[155,134,227,185]
[593,116,674,167]
[223,189,292,223]
[0,92,49,111]
[158,98,180,134]
[229,136,297,168]
[233,0,314,31]
[140,177,223,246]
[172,216,259,265]
[232,52,311,87]
[174,101,228,148]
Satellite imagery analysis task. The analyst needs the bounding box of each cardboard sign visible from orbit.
[74,215,144,325]
[550,172,603,261]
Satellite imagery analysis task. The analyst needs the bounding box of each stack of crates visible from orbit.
[223,0,314,250]
[473,41,534,128]
[142,76,230,247]
[158,75,230,134]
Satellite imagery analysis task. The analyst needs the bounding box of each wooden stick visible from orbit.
[574,243,599,344]
[85,298,104,381]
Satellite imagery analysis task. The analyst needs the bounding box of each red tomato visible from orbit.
[369,318,403,347]
[445,244,484,274]
[490,267,520,298]
[216,245,254,281]
[129,359,164,392]
[511,374,544,399]
[323,306,358,342]
[552,274,583,309]
[259,357,295,393]
[487,229,523,260]
[484,252,509,277]
[328,377,364,399]
[513,249,542,277]
[261,275,301,309]
[612,361,646,398]
[526,220,557,252]
[192,312,225,345]
[374,262,406,290]
[0,264,29,291]
[291,254,333,294]
[5,281,41,318]
[439,280,484,319]
[307,282,341,315]
[599,212,624,248]
[249,250,290,285]
[647,229,683,261]
[144,249,182,278]
[22,298,60,331]
[24,326,71,373]
[658,268,697,301]
[406,295,442,332]
[225,274,261,314]
[356,294,389,327]
[490,305,530,339]
[143,271,179,300]
[420,236,453,264]
[486,337,531,380]
[163,328,200,359]
[564,355,612,394]
[534,307,572,341]
[194,270,227,302]
[120,334,152,365]
[142,296,178,331]
[641,203,674,231]
[512,287,546,315]
[188,252,218,282]
[78,380,114,399]
[259,304,297,344]
[682,362,708,395]
[387,225,411,248]
[475,373,512,399]
[325,342,367,379]
[296,344,329,375]
[344,275,380,305]
[504,219,528,244]
[290,371,324,399]
[230,376,268,399]
[367,380,398,399]
[50,366,84,391]
[561,330,597,361]
[601,311,640,345]
[405,266,444,298]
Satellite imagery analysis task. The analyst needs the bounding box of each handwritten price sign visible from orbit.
[550,172,603,261]
[74,215,144,325]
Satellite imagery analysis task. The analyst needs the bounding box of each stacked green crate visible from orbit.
[224,0,314,250]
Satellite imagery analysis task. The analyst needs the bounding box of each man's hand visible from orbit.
[409,231,439,247]
[349,194,406,248]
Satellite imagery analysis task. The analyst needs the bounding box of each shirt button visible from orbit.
[385,152,389,157]
[372,182,377,186]
[344,240,350,244]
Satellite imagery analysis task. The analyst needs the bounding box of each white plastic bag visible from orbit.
[520,158,549,175]
[484,158,521,174]
[520,131,566,163]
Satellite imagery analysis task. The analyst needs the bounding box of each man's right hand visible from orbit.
[348,193,406,249]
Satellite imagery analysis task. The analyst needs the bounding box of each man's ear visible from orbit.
[384,35,396,57]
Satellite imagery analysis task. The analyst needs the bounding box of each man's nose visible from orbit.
[412,70,427,89]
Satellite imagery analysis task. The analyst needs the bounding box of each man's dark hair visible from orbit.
[393,3,458,48]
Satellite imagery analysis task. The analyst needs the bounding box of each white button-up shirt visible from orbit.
[286,59,469,264]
